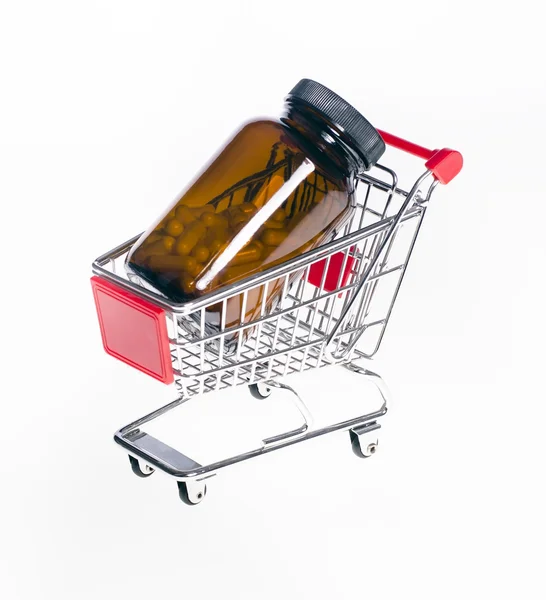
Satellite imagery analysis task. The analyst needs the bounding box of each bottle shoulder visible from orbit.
[206,116,352,207]
[227,117,352,192]
[233,116,286,137]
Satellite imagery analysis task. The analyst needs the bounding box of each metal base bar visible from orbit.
[114,361,391,504]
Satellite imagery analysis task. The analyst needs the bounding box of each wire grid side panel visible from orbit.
[329,208,426,358]
[171,271,339,399]
[352,166,405,227]
[170,227,421,398]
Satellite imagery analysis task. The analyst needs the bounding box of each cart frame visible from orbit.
[91,130,462,504]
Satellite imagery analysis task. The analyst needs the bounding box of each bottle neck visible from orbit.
[281,99,365,177]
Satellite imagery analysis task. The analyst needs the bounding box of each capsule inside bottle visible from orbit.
[176,220,207,256]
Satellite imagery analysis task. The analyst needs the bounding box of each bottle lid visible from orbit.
[287,79,385,170]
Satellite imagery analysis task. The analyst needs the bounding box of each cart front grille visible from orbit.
[93,163,429,399]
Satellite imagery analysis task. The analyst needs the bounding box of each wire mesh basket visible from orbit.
[91,129,462,504]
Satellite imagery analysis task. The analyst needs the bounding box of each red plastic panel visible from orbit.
[425,149,464,185]
[91,276,174,384]
[377,129,463,184]
[308,249,356,293]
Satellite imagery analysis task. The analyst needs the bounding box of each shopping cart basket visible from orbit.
[91,130,462,505]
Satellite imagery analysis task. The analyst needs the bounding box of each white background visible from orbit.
[1,1,545,599]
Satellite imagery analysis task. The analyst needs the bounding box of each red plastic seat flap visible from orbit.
[91,276,174,384]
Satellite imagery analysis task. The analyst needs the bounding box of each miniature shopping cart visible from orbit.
[91,130,462,505]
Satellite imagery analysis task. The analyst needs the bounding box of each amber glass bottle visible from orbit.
[127,79,385,323]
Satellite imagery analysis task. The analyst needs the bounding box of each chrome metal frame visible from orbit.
[115,361,389,494]
[93,163,437,504]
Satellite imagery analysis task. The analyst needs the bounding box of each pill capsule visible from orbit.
[141,238,173,258]
[142,232,162,247]
[252,239,264,252]
[231,212,250,227]
[208,239,224,255]
[188,261,204,277]
[175,220,206,256]
[162,236,176,252]
[228,204,243,215]
[262,229,288,246]
[145,233,175,250]
[191,204,215,217]
[222,260,262,283]
[217,214,230,229]
[200,212,216,227]
[272,208,286,222]
[174,205,196,225]
[232,221,247,234]
[201,212,229,228]
[180,274,197,295]
[165,218,184,237]
[239,202,257,215]
[263,218,284,229]
[191,245,210,263]
[205,224,230,246]
[148,254,197,272]
[231,241,263,266]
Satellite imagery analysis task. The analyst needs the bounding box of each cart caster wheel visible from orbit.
[249,382,272,400]
[178,481,207,506]
[350,429,379,459]
[128,455,155,478]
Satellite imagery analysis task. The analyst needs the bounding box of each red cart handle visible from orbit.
[377,129,463,185]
